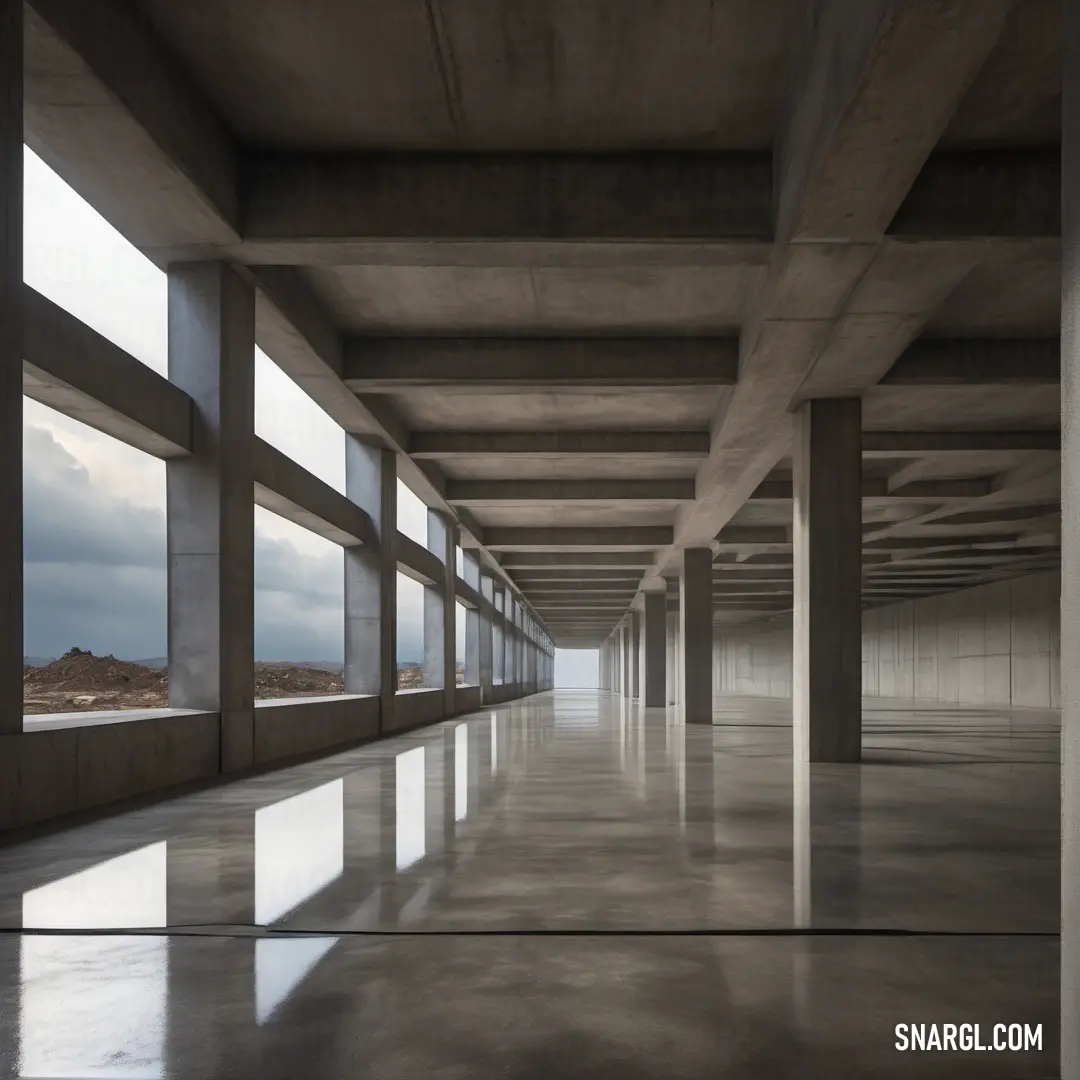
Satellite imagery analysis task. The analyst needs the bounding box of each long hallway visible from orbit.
[0,691,1058,1077]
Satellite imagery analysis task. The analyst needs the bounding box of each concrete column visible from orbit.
[479,575,493,701]
[166,263,255,772]
[666,591,680,706]
[628,611,641,700]
[465,608,480,686]
[620,626,628,696]
[1063,6,1080,1069]
[680,548,713,724]
[344,440,396,731]
[793,398,862,763]
[0,0,21,736]
[445,518,459,711]
[423,511,455,709]
[643,592,667,707]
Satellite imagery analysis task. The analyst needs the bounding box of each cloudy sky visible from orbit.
[22,147,431,665]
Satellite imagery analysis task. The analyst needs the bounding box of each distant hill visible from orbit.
[23,656,56,668]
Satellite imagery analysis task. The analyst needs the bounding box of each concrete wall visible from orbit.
[4,711,220,829]
[253,695,380,765]
[455,684,483,714]
[713,570,1061,709]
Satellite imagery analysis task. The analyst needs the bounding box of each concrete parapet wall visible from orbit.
[713,571,1061,710]
[2,709,219,830]
[2,686,543,832]
[253,694,380,765]
[454,684,483,714]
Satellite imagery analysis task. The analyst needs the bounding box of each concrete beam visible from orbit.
[22,285,194,458]
[253,437,378,549]
[343,337,738,389]
[411,431,710,459]
[509,569,644,582]
[500,552,655,569]
[748,476,993,501]
[446,479,694,503]
[862,431,1060,454]
[24,0,238,251]
[241,152,772,257]
[717,526,790,545]
[881,338,1059,385]
[524,589,639,599]
[888,150,1059,241]
[394,533,444,587]
[485,527,672,550]
[219,150,1056,264]
[777,3,1017,243]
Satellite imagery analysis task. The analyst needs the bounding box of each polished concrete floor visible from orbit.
[0,691,1060,1077]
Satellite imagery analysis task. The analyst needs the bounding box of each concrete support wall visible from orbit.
[628,611,641,700]
[666,609,680,707]
[793,398,862,763]
[1062,4,1079,1065]
[681,548,713,723]
[344,439,397,732]
[713,571,1062,711]
[643,593,666,706]
[465,608,480,685]
[0,0,21,737]
[166,262,256,773]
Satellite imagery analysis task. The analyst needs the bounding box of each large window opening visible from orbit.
[555,649,600,689]
[396,573,425,690]
[22,403,167,717]
[254,508,345,699]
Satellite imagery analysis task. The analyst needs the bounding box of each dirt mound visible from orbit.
[29,647,168,692]
[255,665,342,697]
[22,649,344,715]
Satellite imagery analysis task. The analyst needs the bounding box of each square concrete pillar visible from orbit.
[666,591,680,706]
[1063,6,1080,1069]
[621,622,632,697]
[166,263,255,772]
[478,574,494,701]
[628,611,641,699]
[680,548,713,724]
[344,439,397,732]
[793,398,863,763]
[424,511,455,709]
[465,608,480,686]
[643,592,667,707]
[0,0,22,736]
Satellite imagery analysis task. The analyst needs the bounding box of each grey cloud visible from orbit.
[23,422,425,663]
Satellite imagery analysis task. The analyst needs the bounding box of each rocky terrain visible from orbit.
[23,647,342,715]
[23,649,465,713]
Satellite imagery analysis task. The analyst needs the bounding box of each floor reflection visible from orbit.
[20,842,169,1079]
[255,937,339,1025]
[395,747,426,871]
[254,779,344,925]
